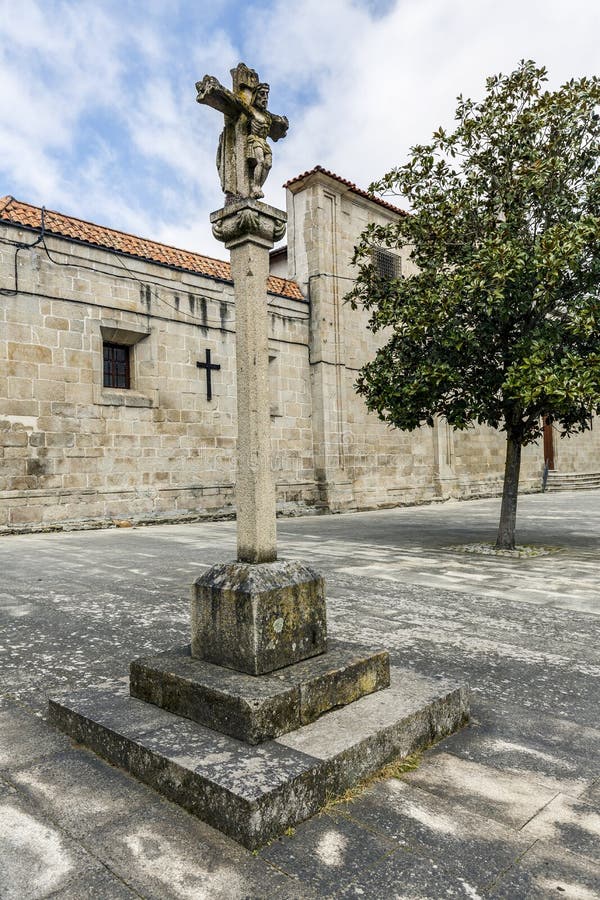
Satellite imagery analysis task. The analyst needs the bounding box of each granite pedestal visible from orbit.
[49,666,470,850]
[130,640,390,744]
[191,560,327,675]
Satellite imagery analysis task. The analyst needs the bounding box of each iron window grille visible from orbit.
[103,342,130,389]
[372,247,401,280]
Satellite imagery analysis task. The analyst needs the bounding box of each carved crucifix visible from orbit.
[196,349,221,402]
[195,63,289,203]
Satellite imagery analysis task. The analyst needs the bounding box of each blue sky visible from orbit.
[1,0,598,256]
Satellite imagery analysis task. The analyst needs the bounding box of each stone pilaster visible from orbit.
[285,174,354,511]
[432,416,459,499]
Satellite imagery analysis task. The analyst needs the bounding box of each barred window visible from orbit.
[373,247,401,280]
[103,343,130,389]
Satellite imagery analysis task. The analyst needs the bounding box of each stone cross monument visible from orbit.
[48,62,468,851]
[191,63,331,672]
[196,62,287,564]
[196,62,289,203]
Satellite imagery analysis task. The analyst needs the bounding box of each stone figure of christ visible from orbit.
[196,63,289,202]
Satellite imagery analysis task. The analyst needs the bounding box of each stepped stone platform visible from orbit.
[49,665,469,850]
[48,556,470,846]
[130,640,390,744]
[49,555,470,847]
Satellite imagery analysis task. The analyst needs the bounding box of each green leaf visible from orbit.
[348,60,600,452]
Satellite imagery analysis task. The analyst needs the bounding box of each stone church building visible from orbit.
[1,166,598,532]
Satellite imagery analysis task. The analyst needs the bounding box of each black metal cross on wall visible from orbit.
[196,349,221,402]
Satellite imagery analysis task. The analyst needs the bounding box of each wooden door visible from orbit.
[543,416,555,470]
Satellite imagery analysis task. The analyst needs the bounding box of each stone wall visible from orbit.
[287,170,439,510]
[451,427,542,497]
[286,169,599,510]
[0,225,315,532]
[552,425,600,473]
[2,173,599,534]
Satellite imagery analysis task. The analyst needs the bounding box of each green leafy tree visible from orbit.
[348,61,600,549]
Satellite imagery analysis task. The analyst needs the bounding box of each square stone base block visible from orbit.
[130,640,390,744]
[191,560,327,675]
[49,667,469,850]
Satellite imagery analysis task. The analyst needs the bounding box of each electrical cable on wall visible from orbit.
[0,226,309,329]
[0,207,46,296]
[0,222,317,353]
[0,210,371,371]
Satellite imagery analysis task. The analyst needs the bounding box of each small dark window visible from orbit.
[373,247,401,280]
[103,343,130,389]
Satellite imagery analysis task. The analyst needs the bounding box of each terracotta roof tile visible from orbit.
[0,196,304,301]
[284,165,407,216]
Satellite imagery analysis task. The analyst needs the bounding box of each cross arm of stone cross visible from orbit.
[268,113,289,142]
[195,75,287,138]
[195,75,244,119]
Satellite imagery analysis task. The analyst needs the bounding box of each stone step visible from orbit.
[129,640,390,745]
[545,472,600,491]
[49,668,469,850]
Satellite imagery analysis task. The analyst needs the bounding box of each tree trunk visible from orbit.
[495,432,522,550]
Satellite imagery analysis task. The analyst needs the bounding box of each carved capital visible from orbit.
[210,200,287,250]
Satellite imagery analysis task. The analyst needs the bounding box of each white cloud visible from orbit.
[1,0,599,257]
[0,1,125,206]
[258,0,600,208]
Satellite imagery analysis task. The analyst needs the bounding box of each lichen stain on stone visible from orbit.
[219,302,228,330]
[395,794,458,836]
[315,828,348,866]
[0,599,33,618]
[489,738,573,767]
[356,669,377,697]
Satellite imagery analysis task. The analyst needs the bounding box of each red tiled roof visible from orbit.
[0,196,304,301]
[284,166,407,216]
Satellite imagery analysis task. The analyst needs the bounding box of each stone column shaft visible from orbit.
[210,200,287,563]
[230,238,276,562]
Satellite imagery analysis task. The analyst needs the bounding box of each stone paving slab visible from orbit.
[260,810,401,895]
[41,869,141,900]
[488,840,600,899]
[0,704,73,768]
[0,778,115,900]
[331,778,537,891]
[5,749,159,839]
[1,490,599,897]
[430,697,600,792]
[80,802,315,900]
[519,792,600,863]
[333,845,492,899]
[402,751,562,830]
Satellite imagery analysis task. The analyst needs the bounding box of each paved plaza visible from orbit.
[1,490,599,898]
